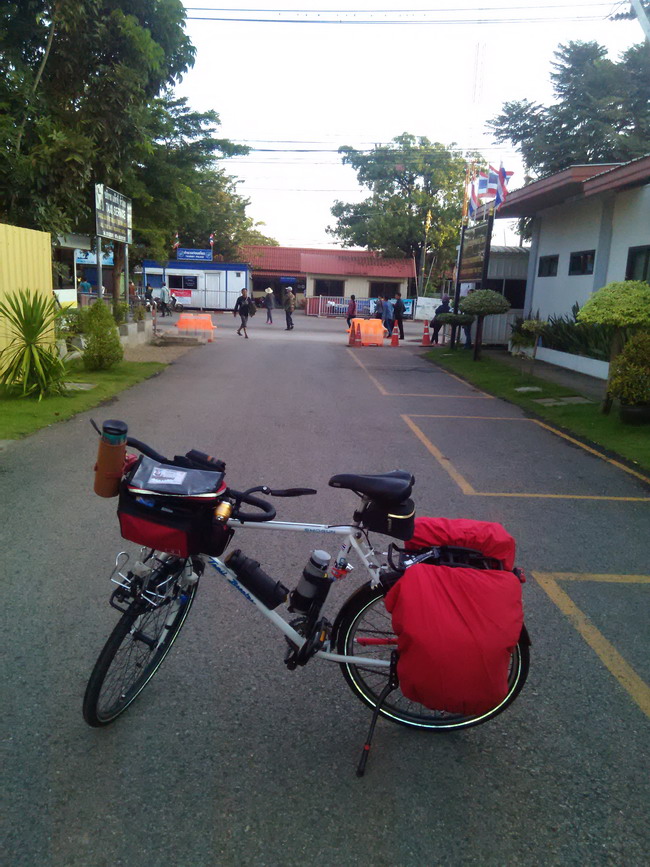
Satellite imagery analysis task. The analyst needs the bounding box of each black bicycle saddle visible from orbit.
[328,470,414,504]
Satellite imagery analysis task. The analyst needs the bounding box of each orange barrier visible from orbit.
[177,313,215,342]
[352,319,388,346]
[390,324,399,347]
[421,321,432,346]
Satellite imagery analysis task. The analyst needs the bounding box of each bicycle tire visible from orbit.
[334,582,529,731]
[83,568,198,727]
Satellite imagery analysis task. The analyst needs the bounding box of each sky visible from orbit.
[175,2,645,248]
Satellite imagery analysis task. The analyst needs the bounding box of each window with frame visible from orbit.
[314,279,345,296]
[625,245,650,282]
[568,250,595,276]
[537,255,558,277]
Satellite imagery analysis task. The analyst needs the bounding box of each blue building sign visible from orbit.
[176,248,212,262]
[279,275,297,283]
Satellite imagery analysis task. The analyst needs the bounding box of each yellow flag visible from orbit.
[425,210,432,233]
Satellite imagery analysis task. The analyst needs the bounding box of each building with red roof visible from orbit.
[240,245,415,304]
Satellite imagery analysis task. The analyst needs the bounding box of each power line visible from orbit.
[186,13,605,23]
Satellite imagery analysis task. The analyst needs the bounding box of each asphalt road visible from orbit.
[2,312,649,866]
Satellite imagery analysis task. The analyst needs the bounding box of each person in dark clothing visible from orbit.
[393,292,406,340]
[284,288,295,330]
[346,294,357,328]
[233,288,253,338]
[373,296,384,319]
[264,287,274,324]
[431,295,451,344]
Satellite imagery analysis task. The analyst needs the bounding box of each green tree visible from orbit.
[487,41,650,177]
[328,134,468,290]
[0,0,195,237]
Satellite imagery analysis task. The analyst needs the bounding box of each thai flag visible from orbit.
[209,233,214,247]
[468,182,479,219]
[495,164,514,210]
[478,168,499,197]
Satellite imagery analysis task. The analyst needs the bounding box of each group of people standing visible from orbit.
[372,293,406,340]
[233,286,295,338]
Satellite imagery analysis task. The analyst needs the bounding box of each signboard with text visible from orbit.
[177,248,212,262]
[95,184,132,244]
[458,220,491,284]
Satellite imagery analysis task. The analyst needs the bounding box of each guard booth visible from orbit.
[142,259,251,310]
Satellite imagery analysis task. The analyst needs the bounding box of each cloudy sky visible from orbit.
[176,2,644,247]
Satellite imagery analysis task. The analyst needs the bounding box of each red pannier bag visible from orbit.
[384,517,523,715]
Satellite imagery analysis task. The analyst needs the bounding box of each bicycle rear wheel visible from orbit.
[334,582,529,731]
[83,560,199,727]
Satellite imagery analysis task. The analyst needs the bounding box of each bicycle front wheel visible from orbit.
[334,582,529,731]
[83,569,199,727]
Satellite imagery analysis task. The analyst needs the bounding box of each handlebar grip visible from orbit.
[185,449,226,472]
[126,437,168,463]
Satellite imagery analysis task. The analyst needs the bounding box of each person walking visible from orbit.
[382,296,395,336]
[393,292,406,340]
[284,287,296,330]
[346,294,357,329]
[431,294,450,344]
[234,287,253,338]
[264,287,274,324]
[159,284,171,317]
[373,296,384,320]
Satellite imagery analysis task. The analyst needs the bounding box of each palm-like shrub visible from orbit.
[0,289,68,399]
[82,301,124,370]
[459,289,511,360]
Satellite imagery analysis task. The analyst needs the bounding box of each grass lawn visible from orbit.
[427,350,650,474]
[0,360,165,440]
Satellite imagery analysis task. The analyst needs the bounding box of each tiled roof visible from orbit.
[241,245,415,278]
[301,252,414,278]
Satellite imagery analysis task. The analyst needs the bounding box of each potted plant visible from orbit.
[608,332,650,425]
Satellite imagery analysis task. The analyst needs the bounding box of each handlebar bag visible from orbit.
[117,456,231,557]
[384,562,523,715]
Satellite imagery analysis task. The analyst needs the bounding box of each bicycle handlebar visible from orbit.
[227,489,277,523]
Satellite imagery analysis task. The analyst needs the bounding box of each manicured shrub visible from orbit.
[459,289,510,360]
[82,301,123,370]
[609,332,650,406]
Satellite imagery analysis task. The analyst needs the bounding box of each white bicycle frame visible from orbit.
[201,518,392,669]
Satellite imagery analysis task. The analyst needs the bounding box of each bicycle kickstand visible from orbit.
[356,650,399,778]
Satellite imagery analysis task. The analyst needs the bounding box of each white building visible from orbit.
[495,156,650,319]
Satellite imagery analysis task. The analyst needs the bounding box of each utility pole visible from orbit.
[630,0,650,41]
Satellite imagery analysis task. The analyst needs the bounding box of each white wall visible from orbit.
[531,198,603,319]
[606,185,650,284]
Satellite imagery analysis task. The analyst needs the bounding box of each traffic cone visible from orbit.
[391,324,399,347]
[421,322,432,346]
[355,322,362,347]
[348,322,356,345]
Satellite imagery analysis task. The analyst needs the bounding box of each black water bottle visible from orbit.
[289,550,332,613]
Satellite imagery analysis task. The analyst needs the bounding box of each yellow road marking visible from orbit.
[346,349,492,398]
[402,415,650,501]
[548,573,650,583]
[401,414,476,495]
[533,420,650,486]
[534,572,650,718]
